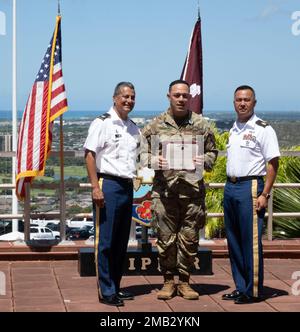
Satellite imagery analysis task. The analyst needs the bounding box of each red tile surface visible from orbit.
[270,303,300,312]
[0,256,299,312]
[0,299,13,312]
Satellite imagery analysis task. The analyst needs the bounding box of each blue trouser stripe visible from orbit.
[94,178,133,297]
[224,178,265,297]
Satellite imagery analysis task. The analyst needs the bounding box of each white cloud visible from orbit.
[249,0,291,21]
[260,4,280,18]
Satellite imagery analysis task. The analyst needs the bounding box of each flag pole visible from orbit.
[197,0,203,115]
[57,2,66,242]
[59,114,66,241]
[197,0,206,240]
[12,0,18,232]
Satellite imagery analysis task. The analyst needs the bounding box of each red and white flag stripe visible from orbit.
[16,15,67,200]
[50,62,67,121]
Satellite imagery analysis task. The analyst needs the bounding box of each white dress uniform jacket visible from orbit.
[226,114,280,177]
[84,107,140,179]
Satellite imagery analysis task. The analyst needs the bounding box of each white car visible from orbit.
[29,226,59,240]
[30,219,60,227]
[67,217,93,229]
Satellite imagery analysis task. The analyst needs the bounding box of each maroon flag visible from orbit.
[181,18,203,114]
[16,15,67,200]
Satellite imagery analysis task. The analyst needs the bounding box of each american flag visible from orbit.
[181,17,203,114]
[16,16,67,200]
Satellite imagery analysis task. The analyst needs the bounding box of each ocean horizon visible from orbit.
[0,109,300,122]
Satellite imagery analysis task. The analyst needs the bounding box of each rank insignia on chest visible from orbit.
[243,133,256,143]
[115,134,122,138]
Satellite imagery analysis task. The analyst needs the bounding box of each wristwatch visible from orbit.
[261,192,271,199]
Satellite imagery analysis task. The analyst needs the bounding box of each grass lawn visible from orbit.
[53,166,87,177]
[0,175,11,183]
[35,176,54,183]
[31,188,55,196]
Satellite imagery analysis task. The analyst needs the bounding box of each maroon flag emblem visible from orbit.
[181,18,203,114]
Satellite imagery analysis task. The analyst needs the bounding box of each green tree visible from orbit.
[272,146,300,238]
[45,167,55,177]
[204,125,228,238]
[204,129,300,239]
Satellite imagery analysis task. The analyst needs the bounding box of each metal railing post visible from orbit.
[267,191,274,241]
[128,220,137,247]
[199,227,206,241]
[24,182,31,242]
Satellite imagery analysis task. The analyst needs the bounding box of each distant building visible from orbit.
[131,118,145,127]
[0,135,12,152]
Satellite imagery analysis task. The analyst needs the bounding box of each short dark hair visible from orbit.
[234,85,256,98]
[113,82,135,96]
[169,79,189,92]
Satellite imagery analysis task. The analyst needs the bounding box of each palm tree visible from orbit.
[204,127,227,238]
[204,127,300,239]
[273,147,300,238]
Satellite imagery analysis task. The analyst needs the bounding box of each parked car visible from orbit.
[66,225,93,240]
[0,220,12,236]
[45,222,71,237]
[29,226,60,240]
[30,219,60,227]
[67,217,93,229]
[0,226,60,241]
[0,220,24,235]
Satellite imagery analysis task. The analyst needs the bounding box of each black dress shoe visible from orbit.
[100,294,124,306]
[234,294,262,304]
[222,290,243,301]
[117,291,134,300]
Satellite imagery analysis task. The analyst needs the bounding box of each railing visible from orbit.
[0,182,299,241]
[206,183,300,240]
[1,150,299,241]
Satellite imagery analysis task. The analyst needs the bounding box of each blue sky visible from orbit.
[0,0,299,113]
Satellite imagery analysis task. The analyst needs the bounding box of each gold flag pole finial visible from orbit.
[58,0,61,15]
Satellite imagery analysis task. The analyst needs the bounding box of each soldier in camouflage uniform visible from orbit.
[141,80,218,300]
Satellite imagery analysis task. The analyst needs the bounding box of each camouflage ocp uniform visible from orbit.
[141,109,218,278]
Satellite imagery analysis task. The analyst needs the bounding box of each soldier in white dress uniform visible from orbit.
[222,85,280,304]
